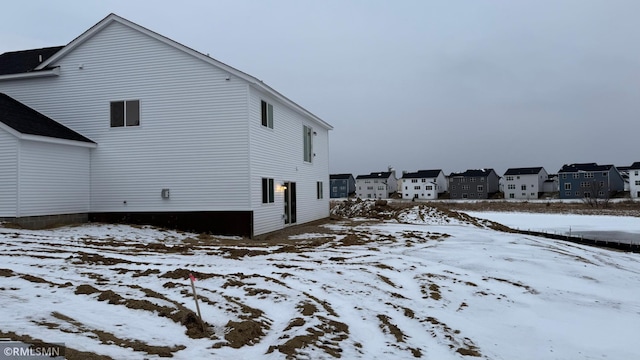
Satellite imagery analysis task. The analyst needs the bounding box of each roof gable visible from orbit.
[330,174,354,180]
[356,172,393,180]
[504,167,544,176]
[36,13,332,130]
[629,162,640,170]
[0,46,64,75]
[0,93,94,144]
[450,169,496,177]
[402,169,442,179]
[558,163,613,173]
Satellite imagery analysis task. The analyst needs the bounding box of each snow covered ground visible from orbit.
[1,206,639,359]
[465,211,640,244]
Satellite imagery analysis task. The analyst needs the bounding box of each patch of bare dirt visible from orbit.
[48,312,186,357]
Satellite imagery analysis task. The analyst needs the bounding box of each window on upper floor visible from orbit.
[303,125,313,162]
[636,181,640,186]
[261,100,274,128]
[508,184,515,190]
[411,179,418,183]
[110,100,139,127]
[564,183,571,190]
[573,173,580,179]
[477,185,484,192]
[521,185,526,190]
[585,172,594,178]
[505,176,514,181]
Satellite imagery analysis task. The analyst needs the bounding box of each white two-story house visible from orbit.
[401,169,447,200]
[629,162,640,198]
[355,171,398,199]
[503,167,548,200]
[0,13,332,237]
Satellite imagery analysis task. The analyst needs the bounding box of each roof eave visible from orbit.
[0,67,60,82]
[36,13,333,130]
[20,134,97,148]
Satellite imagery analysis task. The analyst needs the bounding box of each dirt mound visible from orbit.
[181,311,208,338]
[224,320,265,348]
[330,199,396,219]
[331,200,485,228]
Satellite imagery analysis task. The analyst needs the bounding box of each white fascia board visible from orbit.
[0,122,22,138]
[20,134,97,148]
[0,68,60,82]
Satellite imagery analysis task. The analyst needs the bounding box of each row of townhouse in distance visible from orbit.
[333,162,638,200]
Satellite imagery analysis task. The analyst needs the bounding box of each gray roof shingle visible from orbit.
[0,93,94,143]
[0,46,64,75]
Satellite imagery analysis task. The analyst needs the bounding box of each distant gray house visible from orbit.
[330,174,355,198]
[449,169,500,199]
[401,169,447,200]
[355,171,398,199]
[558,163,624,200]
[503,167,548,200]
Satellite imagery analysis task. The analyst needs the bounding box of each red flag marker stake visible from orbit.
[189,273,206,333]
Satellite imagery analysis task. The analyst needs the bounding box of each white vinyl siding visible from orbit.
[0,21,251,213]
[0,17,331,236]
[503,169,548,200]
[249,88,330,235]
[0,130,18,216]
[17,140,90,216]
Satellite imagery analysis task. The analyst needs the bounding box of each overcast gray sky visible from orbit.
[2,1,639,176]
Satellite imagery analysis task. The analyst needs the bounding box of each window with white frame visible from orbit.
[261,100,273,128]
[414,186,421,190]
[477,185,483,192]
[508,184,515,190]
[110,100,140,127]
[505,176,514,181]
[303,125,313,162]
[564,183,571,190]
[261,178,274,203]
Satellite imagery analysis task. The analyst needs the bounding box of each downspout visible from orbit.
[16,142,21,217]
